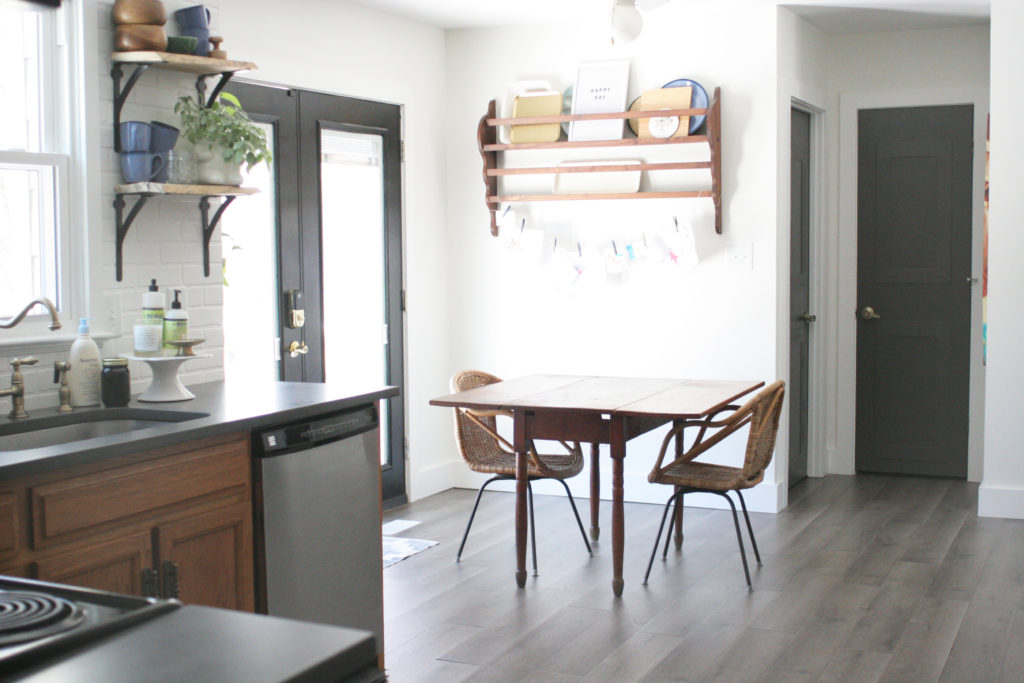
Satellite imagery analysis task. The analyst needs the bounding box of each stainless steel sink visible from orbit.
[0,408,210,451]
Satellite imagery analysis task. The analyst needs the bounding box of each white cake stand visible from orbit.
[127,353,212,402]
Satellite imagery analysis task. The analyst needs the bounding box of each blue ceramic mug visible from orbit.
[150,121,180,152]
[119,121,151,152]
[120,151,166,184]
[174,4,210,29]
[180,27,210,56]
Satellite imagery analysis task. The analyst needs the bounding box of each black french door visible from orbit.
[226,81,407,505]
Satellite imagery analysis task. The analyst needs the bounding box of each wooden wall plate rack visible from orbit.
[477,87,722,235]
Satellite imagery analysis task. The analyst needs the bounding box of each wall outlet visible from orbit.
[728,242,753,270]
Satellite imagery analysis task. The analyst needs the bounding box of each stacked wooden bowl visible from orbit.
[113,0,168,52]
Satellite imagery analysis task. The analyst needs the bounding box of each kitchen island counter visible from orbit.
[0,380,398,480]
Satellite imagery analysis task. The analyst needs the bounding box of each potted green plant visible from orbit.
[174,92,271,186]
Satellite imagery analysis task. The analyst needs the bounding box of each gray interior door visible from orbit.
[789,107,811,487]
[856,105,973,478]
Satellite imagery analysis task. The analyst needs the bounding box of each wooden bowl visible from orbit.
[112,0,167,26]
[114,24,168,52]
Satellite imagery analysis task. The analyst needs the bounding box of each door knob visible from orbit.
[859,306,881,320]
[801,313,816,323]
[288,340,308,357]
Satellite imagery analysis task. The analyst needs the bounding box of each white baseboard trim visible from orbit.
[451,470,784,513]
[978,483,1024,519]
[408,460,457,502]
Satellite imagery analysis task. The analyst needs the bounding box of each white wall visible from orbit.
[826,25,990,481]
[981,0,1024,518]
[443,3,785,512]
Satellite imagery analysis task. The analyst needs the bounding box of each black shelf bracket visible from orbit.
[200,195,237,277]
[111,63,151,153]
[195,72,237,108]
[113,193,152,282]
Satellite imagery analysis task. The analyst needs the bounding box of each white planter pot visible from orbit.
[194,143,243,186]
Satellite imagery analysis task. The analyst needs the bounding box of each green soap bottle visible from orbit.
[162,289,189,350]
[142,278,164,324]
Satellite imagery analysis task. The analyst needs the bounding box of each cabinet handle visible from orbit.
[141,568,159,598]
[161,560,180,599]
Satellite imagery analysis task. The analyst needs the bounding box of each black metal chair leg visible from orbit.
[717,491,753,590]
[527,480,538,576]
[662,492,681,560]
[556,479,592,556]
[644,489,683,585]
[456,475,502,562]
[735,490,761,566]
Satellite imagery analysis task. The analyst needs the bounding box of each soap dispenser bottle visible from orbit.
[68,318,101,407]
[142,278,165,324]
[162,289,189,350]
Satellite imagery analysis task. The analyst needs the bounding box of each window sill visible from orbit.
[0,330,118,357]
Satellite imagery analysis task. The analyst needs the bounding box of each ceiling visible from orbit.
[343,0,990,34]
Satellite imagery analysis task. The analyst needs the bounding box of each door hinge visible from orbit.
[161,560,180,599]
[401,289,406,311]
[400,140,405,163]
[141,568,159,598]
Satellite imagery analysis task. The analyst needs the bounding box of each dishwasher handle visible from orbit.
[255,404,378,457]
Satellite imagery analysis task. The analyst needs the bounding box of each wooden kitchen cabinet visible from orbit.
[0,432,254,609]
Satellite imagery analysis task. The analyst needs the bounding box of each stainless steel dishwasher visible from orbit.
[252,404,384,655]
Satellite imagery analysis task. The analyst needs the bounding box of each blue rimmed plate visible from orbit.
[662,78,708,134]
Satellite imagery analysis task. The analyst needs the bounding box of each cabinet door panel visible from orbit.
[30,436,249,550]
[35,531,152,596]
[0,492,19,561]
[158,502,254,611]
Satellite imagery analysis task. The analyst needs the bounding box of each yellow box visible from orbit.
[510,91,562,143]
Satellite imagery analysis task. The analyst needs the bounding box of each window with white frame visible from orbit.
[0,0,71,325]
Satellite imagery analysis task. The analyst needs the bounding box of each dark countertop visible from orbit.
[12,604,383,682]
[0,380,398,481]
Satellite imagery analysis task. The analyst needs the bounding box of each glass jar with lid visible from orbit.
[101,357,131,407]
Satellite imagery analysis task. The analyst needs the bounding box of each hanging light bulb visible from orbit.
[611,0,643,45]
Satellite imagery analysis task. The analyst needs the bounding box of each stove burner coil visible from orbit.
[0,591,86,646]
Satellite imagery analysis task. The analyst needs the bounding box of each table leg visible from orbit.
[610,420,625,597]
[515,447,528,588]
[589,442,601,541]
[673,432,684,549]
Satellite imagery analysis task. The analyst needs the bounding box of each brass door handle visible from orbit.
[859,306,881,320]
[288,340,308,357]
[801,313,816,323]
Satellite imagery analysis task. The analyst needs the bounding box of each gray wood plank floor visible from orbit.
[381,475,1023,682]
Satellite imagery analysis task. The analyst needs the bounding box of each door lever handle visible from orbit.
[288,340,309,357]
[859,306,881,320]
[801,313,816,323]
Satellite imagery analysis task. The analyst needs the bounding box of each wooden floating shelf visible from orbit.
[491,191,713,202]
[477,88,723,235]
[111,51,256,75]
[114,183,259,196]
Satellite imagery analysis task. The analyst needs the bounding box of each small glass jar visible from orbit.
[101,357,131,407]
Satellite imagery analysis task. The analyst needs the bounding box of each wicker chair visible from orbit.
[642,381,785,590]
[450,370,592,573]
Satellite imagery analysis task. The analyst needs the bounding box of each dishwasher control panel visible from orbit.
[256,404,378,455]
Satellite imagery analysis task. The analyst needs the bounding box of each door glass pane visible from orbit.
[222,122,279,384]
[319,129,389,465]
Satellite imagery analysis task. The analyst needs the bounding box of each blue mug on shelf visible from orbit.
[119,121,151,152]
[174,4,210,29]
[120,151,165,184]
[180,27,210,56]
[150,121,179,152]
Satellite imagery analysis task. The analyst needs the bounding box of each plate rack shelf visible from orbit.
[110,51,258,282]
[477,87,722,236]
